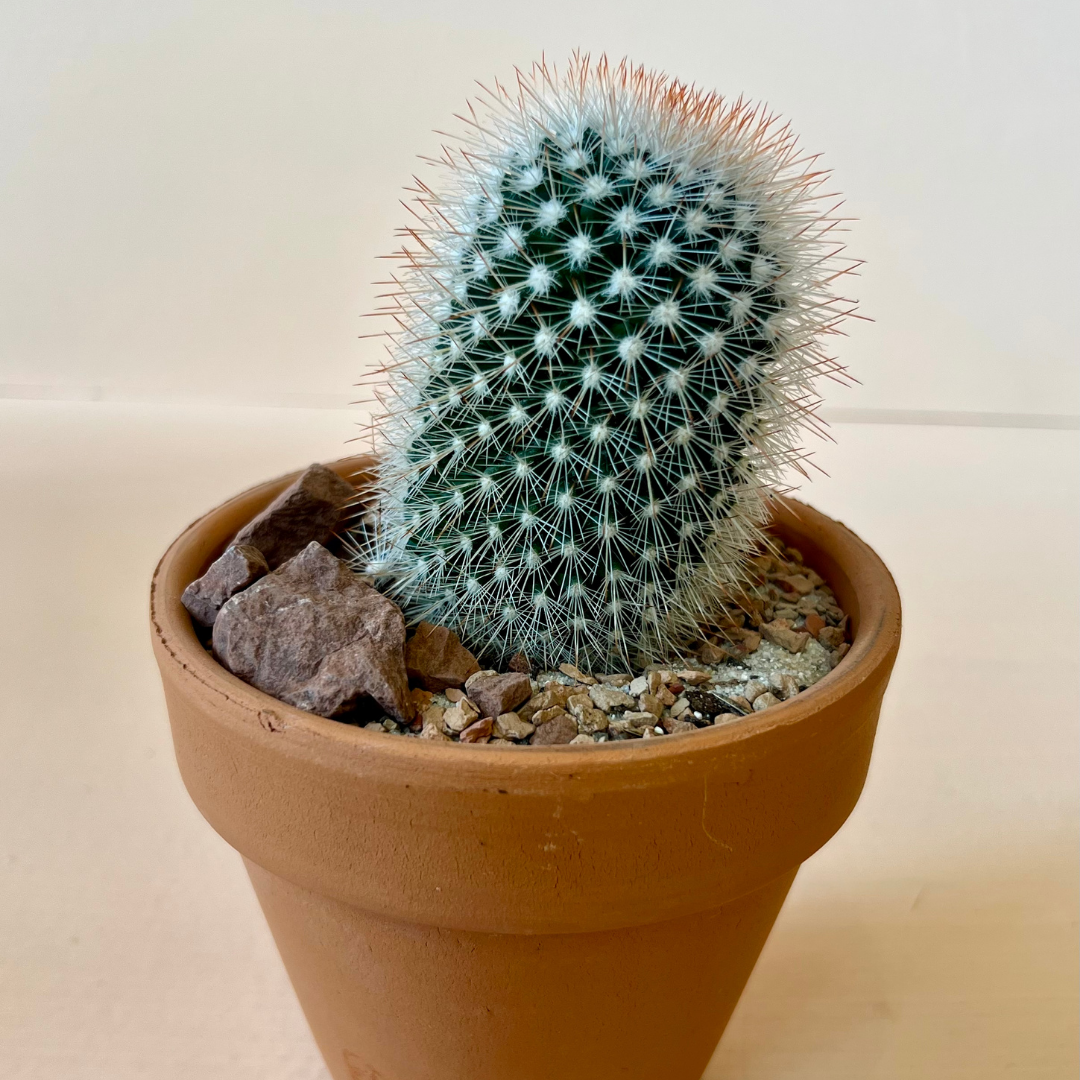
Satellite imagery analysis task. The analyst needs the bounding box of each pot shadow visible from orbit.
[702,837,1078,1080]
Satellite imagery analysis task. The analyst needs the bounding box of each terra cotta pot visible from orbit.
[150,455,901,1080]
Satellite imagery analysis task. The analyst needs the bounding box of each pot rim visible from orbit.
[151,455,900,780]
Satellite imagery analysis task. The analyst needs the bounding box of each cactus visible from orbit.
[355,55,855,670]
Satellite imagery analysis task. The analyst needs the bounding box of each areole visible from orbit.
[151,455,901,1080]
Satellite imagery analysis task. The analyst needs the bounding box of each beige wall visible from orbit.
[1,0,1076,414]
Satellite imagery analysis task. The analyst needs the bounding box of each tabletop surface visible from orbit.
[1,399,1076,1080]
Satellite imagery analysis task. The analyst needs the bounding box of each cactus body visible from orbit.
[357,57,854,669]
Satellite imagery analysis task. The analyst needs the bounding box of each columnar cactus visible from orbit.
[357,56,855,669]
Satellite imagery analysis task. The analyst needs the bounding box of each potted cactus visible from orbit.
[152,57,900,1080]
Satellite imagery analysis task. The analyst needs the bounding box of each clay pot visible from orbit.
[151,456,901,1080]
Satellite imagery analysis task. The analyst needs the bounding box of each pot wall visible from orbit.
[151,457,901,1080]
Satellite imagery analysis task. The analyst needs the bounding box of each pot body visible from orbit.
[151,457,901,1080]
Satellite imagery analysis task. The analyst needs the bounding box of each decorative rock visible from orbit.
[760,619,811,654]
[459,716,493,743]
[714,712,741,725]
[533,705,570,727]
[697,641,731,664]
[419,724,452,742]
[405,622,481,692]
[818,626,846,648]
[566,693,594,718]
[587,684,636,712]
[443,698,480,733]
[670,696,690,718]
[803,612,826,636]
[493,712,535,741]
[676,669,712,686]
[620,711,658,734]
[445,687,467,702]
[743,681,769,703]
[531,713,578,745]
[771,673,800,700]
[638,693,664,719]
[568,733,595,745]
[558,662,596,684]
[518,685,574,720]
[420,704,445,733]
[410,688,434,714]
[212,542,411,720]
[573,705,609,735]
[464,669,499,692]
[728,695,753,714]
[628,675,649,697]
[507,652,532,675]
[466,672,533,719]
[779,573,814,596]
[832,642,851,666]
[181,544,269,627]
[753,692,781,711]
[232,463,356,569]
[661,718,697,735]
[597,673,632,685]
[655,685,676,706]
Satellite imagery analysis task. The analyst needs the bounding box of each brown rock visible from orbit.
[696,640,730,663]
[233,463,355,569]
[405,622,481,692]
[804,612,826,637]
[753,692,781,711]
[212,542,411,720]
[558,662,596,684]
[518,685,574,721]
[182,544,268,627]
[778,574,814,596]
[443,698,480,734]
[420,705,445,734]
[531,713,578,745]
[445,688,467,703]
[638,693,664,719]
[533,705,569,727]
[410,688,434,714]
[818,626,846,648]
[507,652,532,675]
[466,672,533,719]
[661,718,697,735]
[459,716,493,743]
[568,733,595,745]
[677,668,712,686]
[760,619,811,654]
[493,712,535,741]
[596,672,632,685]
[587,685,636,712]
[771,674,800,701]
[620,711,659,734]
[743,681,769,704]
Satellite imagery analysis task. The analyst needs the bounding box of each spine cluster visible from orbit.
[356,56,855,669]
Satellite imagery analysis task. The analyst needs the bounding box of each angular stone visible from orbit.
[182,544,268,627]
[697,641,731,664]
[507,652,532,675]
[662,718,697,735]
[587,684,636,712]
[464,669,499,692]
[573,705,609,734]
[212,542,411,720]
[628,675,649,696]
[743,680,769,703]
[596,673,631,686]
[779,574,814,596]
[803,612,826,637]
[753,692,781,711]
[670,696,690,718]
[420,704,445,734]
[443,698,480,733]
[532,705,569,727]
[771,673,800,700]
[568,733,595,745]
[760,619,811,654]
[558,662,596,684]
[818,626,846,648]
[466,672,533,718]
[531,713,578,745]
[638,693,664,719]
[459,716,493,743]
[405,622,480,692]
[677,668,712,686]
[493,712,535,741]
[620,711,658,734]
[233,463,356,569]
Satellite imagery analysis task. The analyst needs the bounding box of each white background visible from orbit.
[1,0,1077,416]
